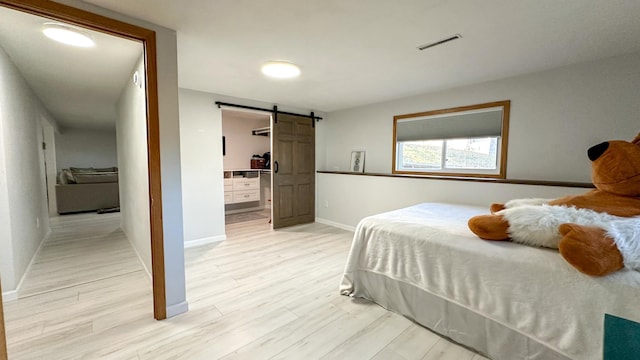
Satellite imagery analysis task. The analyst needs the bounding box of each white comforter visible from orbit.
[340,203,640,360]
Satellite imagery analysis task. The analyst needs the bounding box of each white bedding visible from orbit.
[340,203,640,360]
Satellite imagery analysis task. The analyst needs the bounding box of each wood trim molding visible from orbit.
[0,0,167,320]
[143,31,167,321]
[316,170,595,188]
[394,100,512,120]
[0,280,6,360]
[392,100,511,179]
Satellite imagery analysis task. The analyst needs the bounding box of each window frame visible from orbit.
[392,100,510,179]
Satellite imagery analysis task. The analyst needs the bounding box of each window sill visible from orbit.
[316,170,594,188]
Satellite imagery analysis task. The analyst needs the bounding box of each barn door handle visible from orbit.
[274,161,279,174]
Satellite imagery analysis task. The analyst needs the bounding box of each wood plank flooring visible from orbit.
[18,213,142,297]
[4,210,489,359]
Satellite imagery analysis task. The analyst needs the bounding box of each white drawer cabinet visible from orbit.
[233,190,260,203]
[224,170,260,204]
[233,178,259,191]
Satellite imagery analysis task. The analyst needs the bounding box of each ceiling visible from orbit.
[0,6,141,130]
[81,0,640,112]
[1,1,639,130]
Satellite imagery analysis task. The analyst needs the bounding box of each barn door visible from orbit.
[0,279,7,360]
[272,113,315,229]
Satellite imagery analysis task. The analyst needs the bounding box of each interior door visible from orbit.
[0,279,7,360]
[272,113,315,229]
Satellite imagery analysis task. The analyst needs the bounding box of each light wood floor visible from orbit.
[4,210,488,359]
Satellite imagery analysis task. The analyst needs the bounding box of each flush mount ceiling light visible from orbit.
[261,61,301,79]
[42,23,95,48]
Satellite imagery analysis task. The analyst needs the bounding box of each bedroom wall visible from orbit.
[58,0,188,317]
[0,45,52,297]
[317,51,640,229]
[178,88,226,247]
[116,55,151,276]
[54,128,117,172]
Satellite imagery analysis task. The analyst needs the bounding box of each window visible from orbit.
[393,101,510,178]
[396,137,500,173]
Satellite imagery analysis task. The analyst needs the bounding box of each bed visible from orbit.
[340,203,640,360]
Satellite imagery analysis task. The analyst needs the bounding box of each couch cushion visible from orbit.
[58,169,75,184]
[93,167,118,172]
[73,172,118,184]
[69,167,95,173]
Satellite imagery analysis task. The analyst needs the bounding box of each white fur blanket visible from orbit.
[499,199,640,270]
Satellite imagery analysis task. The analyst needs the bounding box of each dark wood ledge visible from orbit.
[316,171,594,188]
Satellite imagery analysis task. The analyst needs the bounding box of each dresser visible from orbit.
[224,170,260,204]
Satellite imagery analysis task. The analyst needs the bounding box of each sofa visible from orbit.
[56,167,119,214]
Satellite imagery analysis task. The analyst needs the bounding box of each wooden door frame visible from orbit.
[0,0,167,323]
[0,280,6,360]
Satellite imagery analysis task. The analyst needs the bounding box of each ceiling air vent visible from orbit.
[417,34,462,51]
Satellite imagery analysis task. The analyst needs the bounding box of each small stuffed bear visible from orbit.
[468,133,640,276]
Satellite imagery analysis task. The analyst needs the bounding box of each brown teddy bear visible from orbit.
[468,133,640,276]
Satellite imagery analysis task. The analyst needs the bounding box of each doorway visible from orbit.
[0,3,166,356]
[221,108,273,224]
[218,104,317,230]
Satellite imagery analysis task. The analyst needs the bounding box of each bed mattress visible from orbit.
[340,203,640,360]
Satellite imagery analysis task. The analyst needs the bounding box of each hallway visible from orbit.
[18,213,145,297]
[3,213,153,359]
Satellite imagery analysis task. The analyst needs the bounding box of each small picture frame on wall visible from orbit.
[350,151,365,173]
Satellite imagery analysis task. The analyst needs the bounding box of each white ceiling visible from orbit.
[1,1,639,130]
[0,6,141,130]
[81,0,640,112]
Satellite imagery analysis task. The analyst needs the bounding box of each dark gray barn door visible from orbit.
[272,113,315,229]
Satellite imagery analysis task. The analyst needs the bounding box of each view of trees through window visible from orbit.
[398,137,498,170]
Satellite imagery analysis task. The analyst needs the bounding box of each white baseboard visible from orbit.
[166,300,189,318]
[315,218,356,232]
[4,227,52,302]
[2,290,18,303]
[184,235,226,249]
[122,227,152,279]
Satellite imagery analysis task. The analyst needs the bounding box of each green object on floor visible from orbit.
[604,314,640,359]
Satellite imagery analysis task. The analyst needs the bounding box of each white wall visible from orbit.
[321,51,640,182]
[178,88,226,247]
[222,113,270,170]
[55,128,117,172]
[116,56,152,276]
[0,46,51,294]
[317,52,640,228]
[317,174,587,230]
[58,0,187,317]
